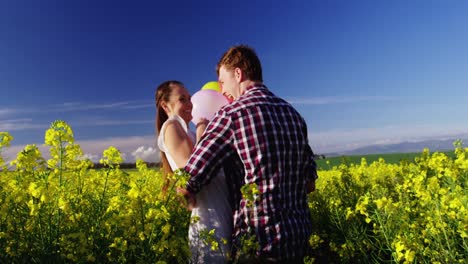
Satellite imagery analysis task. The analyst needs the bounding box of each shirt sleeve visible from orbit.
[301,117,319,181]
[305,143,319,180]
[184,111,234,194]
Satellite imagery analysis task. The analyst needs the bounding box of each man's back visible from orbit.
[223,85,314,260]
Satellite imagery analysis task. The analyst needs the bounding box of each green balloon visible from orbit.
[201,81,221,92]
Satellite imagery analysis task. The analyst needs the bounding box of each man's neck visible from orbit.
[239,80,263,95]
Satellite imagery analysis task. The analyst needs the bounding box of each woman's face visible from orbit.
[164,84,192,123]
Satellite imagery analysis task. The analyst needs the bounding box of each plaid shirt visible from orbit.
[185,85,318,260]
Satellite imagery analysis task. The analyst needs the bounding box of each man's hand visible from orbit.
[176,187,197,210]
[306,180,316,193]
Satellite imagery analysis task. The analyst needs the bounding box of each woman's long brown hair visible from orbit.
[155,80,184,193]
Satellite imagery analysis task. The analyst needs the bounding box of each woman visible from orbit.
[155,80,232,263]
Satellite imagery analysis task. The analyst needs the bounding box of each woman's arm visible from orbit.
[164,121,194,168]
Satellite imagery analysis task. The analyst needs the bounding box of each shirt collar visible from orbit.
[245,83,266,93]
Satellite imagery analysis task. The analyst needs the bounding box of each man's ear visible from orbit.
[234,67,243,82]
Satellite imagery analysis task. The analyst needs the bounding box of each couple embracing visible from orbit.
[156,45,318,263]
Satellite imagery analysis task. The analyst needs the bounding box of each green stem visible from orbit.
[139,197,145,237]
[95,168,110,239]
[38,208,46,253]
[59,137,63,186]
[56,138,64,253]
[436,203,453,259]
[148,178,179,251]
[99,169,110,211]
[374,209,396,262]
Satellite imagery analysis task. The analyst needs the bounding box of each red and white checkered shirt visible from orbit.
[185,84,318,260]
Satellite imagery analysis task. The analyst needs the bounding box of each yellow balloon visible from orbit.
[201,81,221,93]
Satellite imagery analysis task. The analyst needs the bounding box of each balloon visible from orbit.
[201,81,221,93]
[191,90,229,124]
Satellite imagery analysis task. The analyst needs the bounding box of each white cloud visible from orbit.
[76,135,158,163]
[121,152,128,162]
[1,135,160,167]
[123,103,154,110]
[0,108,17,116]
[52,101,135,111]
[83,153,100,163]
[131,146,159,162]
[0,118,152,132]
[47,100,153,112]
[3,123,467,167]
[1,100,152,119]
[75,119,153,127]
[0,119,46,131]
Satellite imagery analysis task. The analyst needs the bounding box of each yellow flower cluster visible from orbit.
[1,121,467,263]
[0,131,14,170]
[308,145,467,263]
[0,121,191,263]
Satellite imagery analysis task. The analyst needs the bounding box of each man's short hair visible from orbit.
[216,45,263,82]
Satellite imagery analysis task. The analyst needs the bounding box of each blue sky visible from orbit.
[1,0,468,162]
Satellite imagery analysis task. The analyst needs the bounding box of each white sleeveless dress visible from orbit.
[157,115,232,263]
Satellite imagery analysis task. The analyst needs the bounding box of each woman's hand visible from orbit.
[195,118,209,143]
[177,187,197,211]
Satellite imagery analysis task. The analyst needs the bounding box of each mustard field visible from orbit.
[1,122,466,263]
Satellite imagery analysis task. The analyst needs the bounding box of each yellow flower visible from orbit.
[309,234,324,249]
[394,240,405,260]
[127,188,139,199]
[58,197,70,212]
[40,193,49,203]
[345,207,354,220]
[458,227,467,238]
[355,195,370,217]
[44,120,74,146]
[28,199,39,216]
[28,182,41,198]
[404,249,415,263]
[109,237,127,251]
[374,197,388,210]
[162,224,171,235]
[10,144,45,171]
[0,131,13,147]
[210,240,219,251]
[100,146,123,166]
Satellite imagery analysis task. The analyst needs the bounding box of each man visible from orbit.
[182,45,318,262]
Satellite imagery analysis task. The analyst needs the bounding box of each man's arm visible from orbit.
[300,116,318,193]
[306,178,317,193]
[305,143,319,193]
[184,111,233,194]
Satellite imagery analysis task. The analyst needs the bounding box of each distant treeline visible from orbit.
[313,154,326,160]
[315,150,456,170]
[92,156,329,170]
[92,162,161,169]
